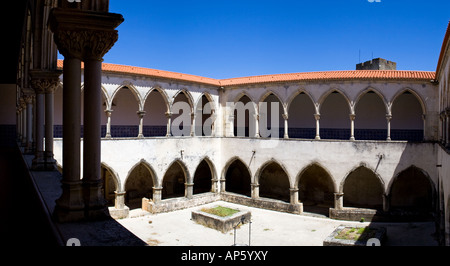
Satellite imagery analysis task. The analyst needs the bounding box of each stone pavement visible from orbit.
[117,201,438,246]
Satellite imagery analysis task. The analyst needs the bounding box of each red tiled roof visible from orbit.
[436,21,450,79]
[57,59,435,87]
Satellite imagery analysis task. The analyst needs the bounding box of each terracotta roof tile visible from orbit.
[57,59,435,87]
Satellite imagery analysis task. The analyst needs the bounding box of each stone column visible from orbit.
[53,56,85,223]
[314,114,321,140]
[104,109,113,138]
[165,111,172,137]
[185,183,194,199]
[349,114,356,141]
[152,187,163,203]
[30,70,61,171]
[137,111,146,138]
[20,99,27,146]
[84,58,109,220]
[386,114,392,141]
[24,94,34,154]
[114,191,126,209]
[220,178,226,193]
[251,183,259,199]
[334,192,344,210]
[382,193,390,212]
[289,188,299,205]
[283,113,289,139]
[190,113,195,137]
[254,113,260,138]
[228,114,235,137]
[44,81,58,170]
[50,6,123,222]
[16,108,22,142]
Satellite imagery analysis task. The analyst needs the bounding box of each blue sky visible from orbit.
[87,0,450,79]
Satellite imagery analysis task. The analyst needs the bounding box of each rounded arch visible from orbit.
[340,164,385,209]
[388,165,436,218]
[256,159,291,202]
[223,157,252,197]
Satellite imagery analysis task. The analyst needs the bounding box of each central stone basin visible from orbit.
[191,205,251,233]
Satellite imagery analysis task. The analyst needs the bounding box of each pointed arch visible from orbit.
[234,94,257,137]
[296,162,336,213]
[111,82,143,110]
[387,165,436,218]
[124,159,156,209]
[258,90,286,108]
[162,159,190,199]
[143,86,170,113]
[286,89,317,114]
[172,89,195,113]
[193,157,216,194]
[194,93,216,136]
[287,90,317,139]
[340,164,385,209]
[391,88,426,115]
[223,157,252,197]
[318,89,352,140]
[256,159,291,202]
[317,88,352,112]
[354,87,389,114]
[143,87,170,137]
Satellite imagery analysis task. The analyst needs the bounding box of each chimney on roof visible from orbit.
[356,58,397,70]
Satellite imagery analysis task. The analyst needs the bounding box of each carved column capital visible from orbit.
[30,70,62,94]
[49,8,124,60]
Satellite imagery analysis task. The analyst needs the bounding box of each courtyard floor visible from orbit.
[117,200,438,246]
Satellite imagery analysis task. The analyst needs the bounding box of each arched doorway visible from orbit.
[258,162,290,202]
[343,166,384,210]
[124,162,154,210]
[389,166,434,219]
[225,159,251,197]
[193,159,213,194]
[298,164,335,215]
[162,161,187,199]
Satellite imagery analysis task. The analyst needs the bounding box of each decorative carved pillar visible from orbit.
[104,109,113,138]
[254,113,260,138]
[349,114,356,141]
[137,111,146,138]
[314,114,321,140]
[282,113,289,139]
[30,70,61,171]
[386,114,392,141]
[49,6,124,222]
